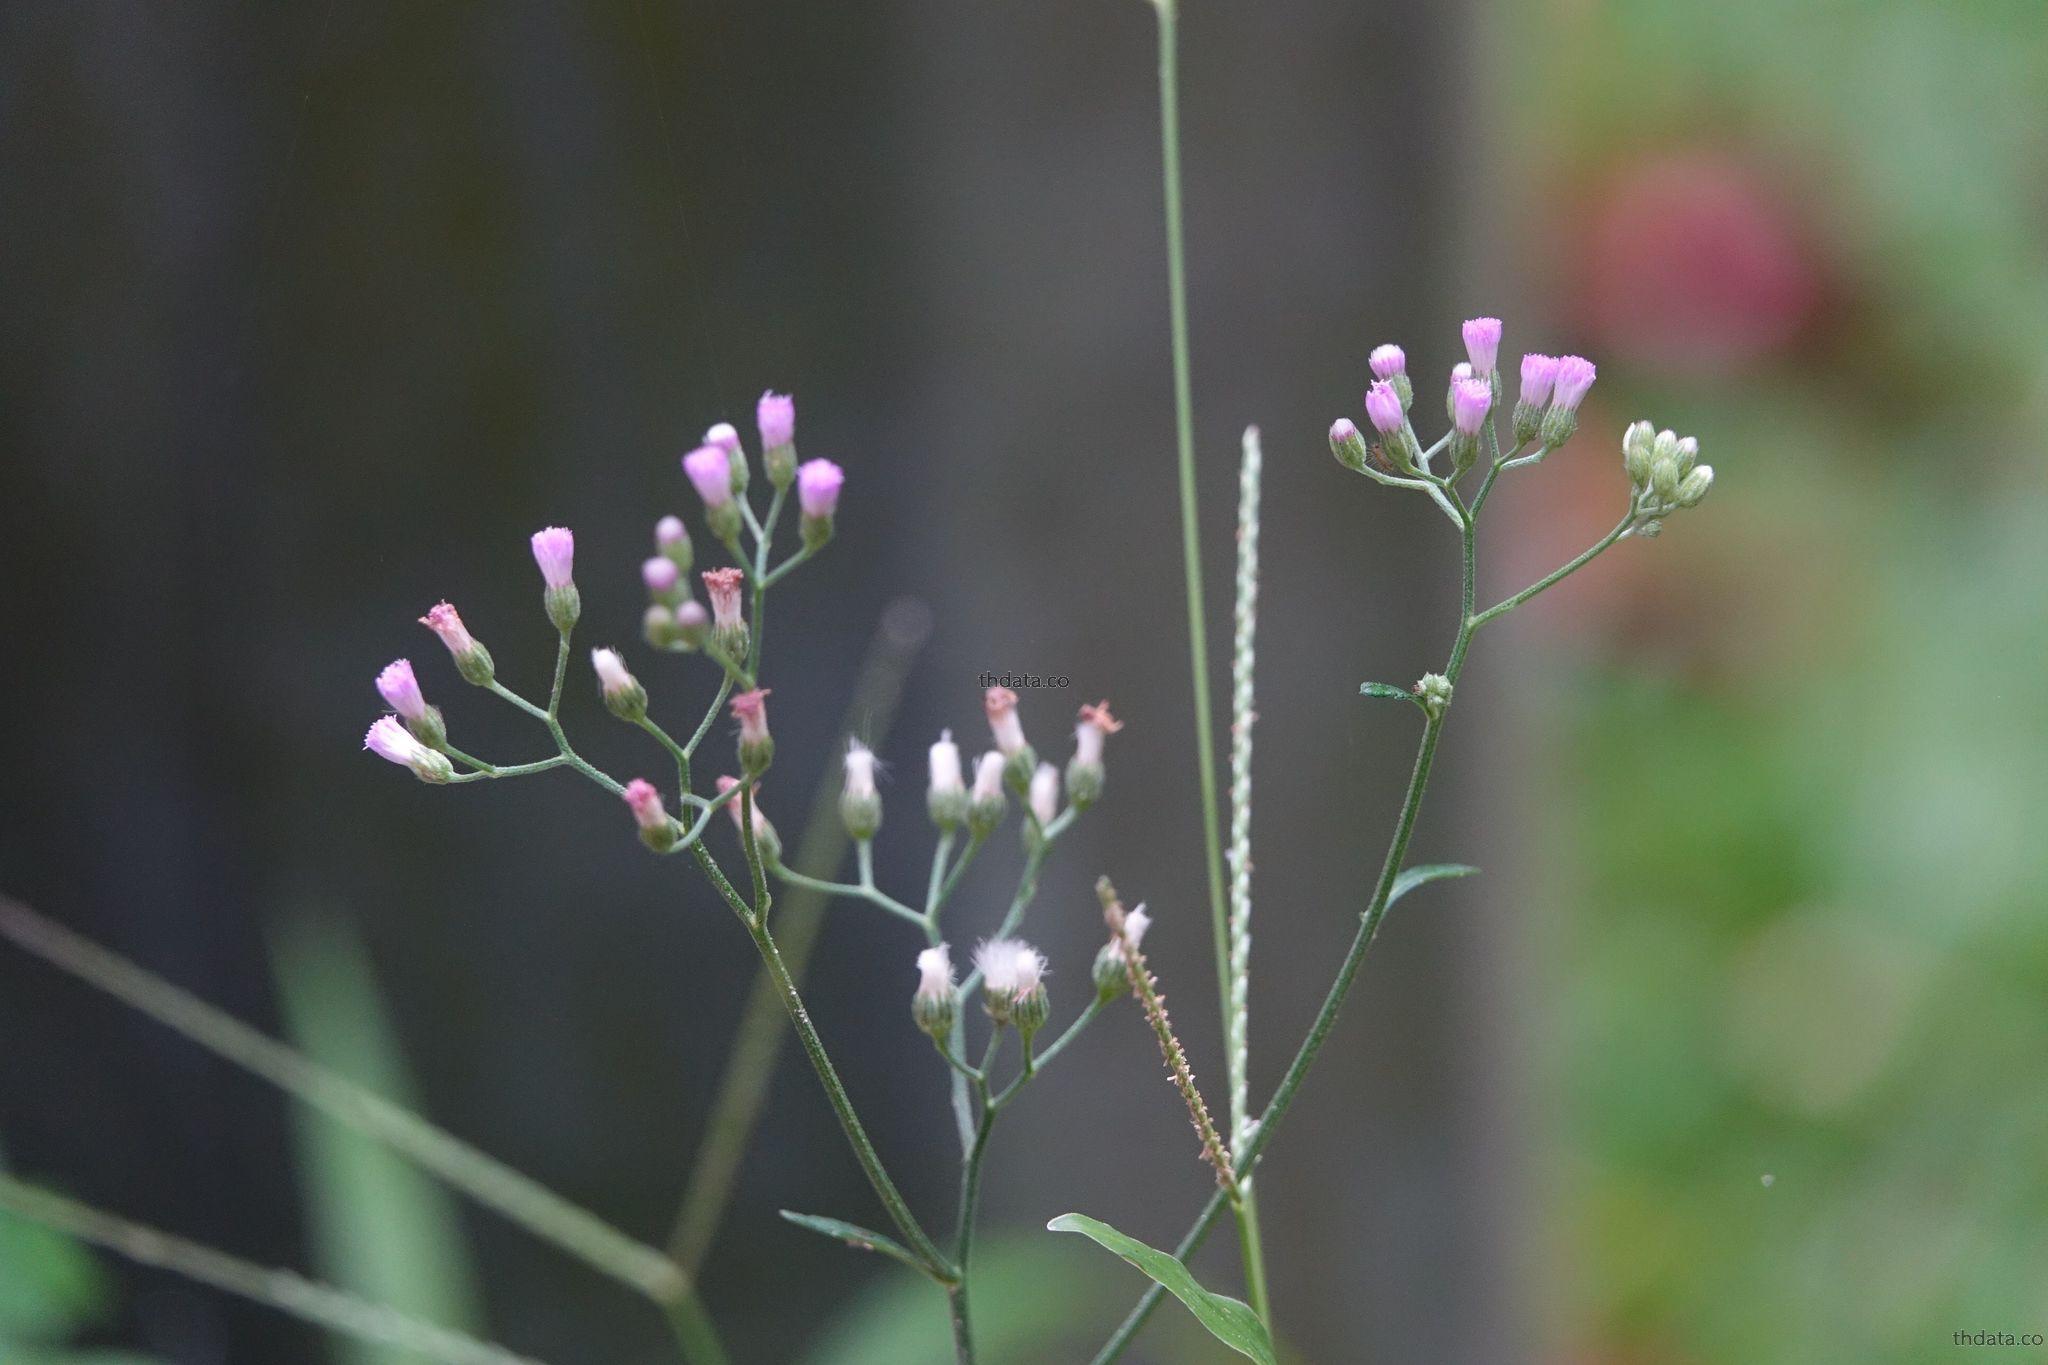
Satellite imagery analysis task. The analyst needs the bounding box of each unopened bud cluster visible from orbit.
[1622,421,1714,534]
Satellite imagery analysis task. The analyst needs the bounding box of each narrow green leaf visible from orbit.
[1046,1213,1276,1365]
[1387,862,1480,908]
[778,1212,928,1277]
[1359,681,1425,711]
[270,910,485,1365]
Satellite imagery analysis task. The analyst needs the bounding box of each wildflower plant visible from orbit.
[0,3,1717,1363]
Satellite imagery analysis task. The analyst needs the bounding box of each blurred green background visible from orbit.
[2,0,2044,1362]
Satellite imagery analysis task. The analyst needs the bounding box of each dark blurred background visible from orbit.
[3,2,2045,1363]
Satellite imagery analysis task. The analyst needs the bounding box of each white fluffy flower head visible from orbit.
[974,938,1046,998]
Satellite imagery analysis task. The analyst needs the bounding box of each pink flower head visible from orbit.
[376,659,427,722]
[1075,701,1123,766]
[420,601,477,655]
[1330,417,1361,446]
[363,716,421,767]
[1462,316,1502,374]
[1450,361,1473,385]
[984,686,1027,756]
[363,716,448,781]
[1364,380,1404,436]
[703,422,741,454]
[674,599,709,634]
[683,446,734,506]
[1550,355,1597,411]
[655,515,688,550]
[757,391,795,448]
[730,688,772,744]
[530,527,575,589]
[1368,344,1407,380]
[1452,376,1493,436]
[643,556,680,595]
[1519,353,1560,407]
[715,774,776,843]
[702,567,745,629]
[915,944,955,1003]
[622,778,667,832]
[796,459,844,519]
[591,647,634,697]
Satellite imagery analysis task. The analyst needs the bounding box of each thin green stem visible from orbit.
[0,896,691,1311]
[0,1175,548,1365]
[666,602,928,1276]
[1149,0,1233,1056]
[771,864,927,929]
[1150,0,1269,1323]
[949,1108,997,1365]
[743,912,955,1282]
[1469,507,1635,629]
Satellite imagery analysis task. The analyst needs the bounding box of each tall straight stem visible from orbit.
[1092,504,1482,1363]
[1150,0,1270,1322]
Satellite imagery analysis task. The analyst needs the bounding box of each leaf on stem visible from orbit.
[777,1212,928,1278]
[1045,1214,1276,1365]
[1359,681,1427,713]
[1386,862,1480,908]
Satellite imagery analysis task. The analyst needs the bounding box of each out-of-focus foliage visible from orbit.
[1515,0,2048,1360]
[272,910,487,1365]
[0,1160,160,1364]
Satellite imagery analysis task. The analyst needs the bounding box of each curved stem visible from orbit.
[771,864,926,930]
[1469,507,1635,629]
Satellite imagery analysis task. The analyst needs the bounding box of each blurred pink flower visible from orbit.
[1577,152,1820,374]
